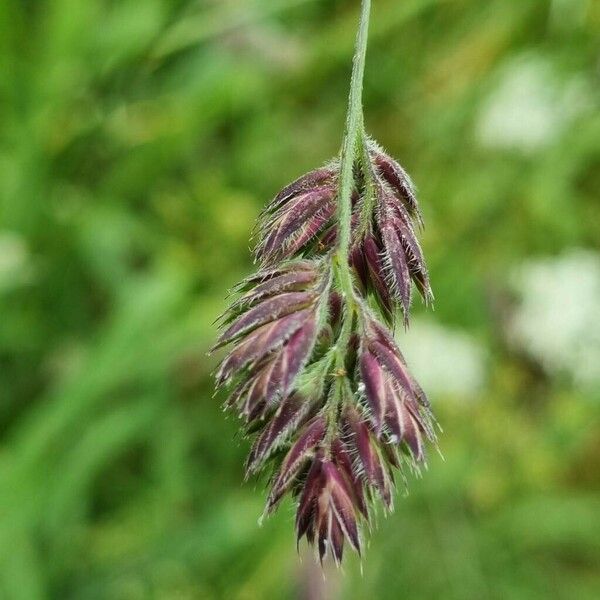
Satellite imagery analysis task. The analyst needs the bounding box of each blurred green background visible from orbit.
[1,0,599,598]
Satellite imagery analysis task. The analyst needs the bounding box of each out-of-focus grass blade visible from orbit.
[153,0,320,59]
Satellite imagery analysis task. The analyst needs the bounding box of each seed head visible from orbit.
[213,147,438,563]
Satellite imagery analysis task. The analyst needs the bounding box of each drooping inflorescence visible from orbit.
[213,0,438,565]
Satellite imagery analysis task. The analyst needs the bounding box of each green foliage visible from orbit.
[0,0,598,598]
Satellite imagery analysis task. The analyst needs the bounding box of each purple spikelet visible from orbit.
[213,3,439,566]
[252,140,433,320]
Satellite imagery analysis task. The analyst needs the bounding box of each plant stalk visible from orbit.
[335,0,371,271]
[332,0,371,366]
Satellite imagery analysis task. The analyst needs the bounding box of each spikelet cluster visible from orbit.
[213,143,437,564]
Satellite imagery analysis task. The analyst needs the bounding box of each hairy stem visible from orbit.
[336,0,371,265]
[332,0,371,365]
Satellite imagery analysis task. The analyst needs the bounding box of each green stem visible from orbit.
[335,0,371,273]
[331,0,371,366]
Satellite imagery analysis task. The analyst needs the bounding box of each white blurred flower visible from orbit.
[396,319,487,400]
[476,54,591,152]
[509,250,600,388]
